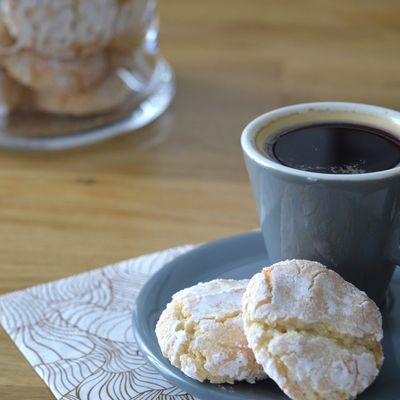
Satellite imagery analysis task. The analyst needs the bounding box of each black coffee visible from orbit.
[267,122,400,174]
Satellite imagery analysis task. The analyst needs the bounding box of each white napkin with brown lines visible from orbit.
[0,245,197,400]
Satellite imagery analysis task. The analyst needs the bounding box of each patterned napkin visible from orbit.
[0,245,197,400]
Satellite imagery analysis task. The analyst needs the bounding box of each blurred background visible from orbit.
[0,0,399,289]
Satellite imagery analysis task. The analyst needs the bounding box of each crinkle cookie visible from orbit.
[155,279,266,384]
[242,260,383,400]
[34,73,130,116]
[2,49,108,94]
[1,0,119,57]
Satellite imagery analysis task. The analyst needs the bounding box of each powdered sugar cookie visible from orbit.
[242,260,383,400]
[2,49,108,94]
[34,73,130,116]
[1,0,119,57]
[155,279,266,384]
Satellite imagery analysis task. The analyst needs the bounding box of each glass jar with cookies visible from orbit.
[0,0,174,149]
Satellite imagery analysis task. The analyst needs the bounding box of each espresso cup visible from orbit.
[241,102,400,305]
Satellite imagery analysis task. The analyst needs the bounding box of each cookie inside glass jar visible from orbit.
[0,0,174,148]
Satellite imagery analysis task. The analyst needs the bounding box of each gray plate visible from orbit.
[133,231,400,400]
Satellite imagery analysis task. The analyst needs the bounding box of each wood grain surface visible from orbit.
[1,0,400,398]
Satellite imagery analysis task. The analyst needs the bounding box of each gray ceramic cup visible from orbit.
[241,102,400,305]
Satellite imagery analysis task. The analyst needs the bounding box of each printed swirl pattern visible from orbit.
[0,245,196,400]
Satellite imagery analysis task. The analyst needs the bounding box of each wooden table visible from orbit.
[1,0,400,398]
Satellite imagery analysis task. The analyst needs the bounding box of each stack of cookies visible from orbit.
[156,259,384,400]
[0,0,149,116]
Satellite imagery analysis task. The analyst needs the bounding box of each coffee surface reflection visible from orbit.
[265,123,400,174]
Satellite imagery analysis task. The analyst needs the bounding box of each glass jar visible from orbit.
[0,0,175,149]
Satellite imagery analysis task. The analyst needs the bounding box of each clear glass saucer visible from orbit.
[0,58,175,151]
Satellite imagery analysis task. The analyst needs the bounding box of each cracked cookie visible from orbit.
[155,279,266,384]
[1,0,119,57]
[2,49,109,94]
[34,73,130,116]
[242,259,384,400]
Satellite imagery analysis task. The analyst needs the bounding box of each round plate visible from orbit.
[133,231,400,400]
